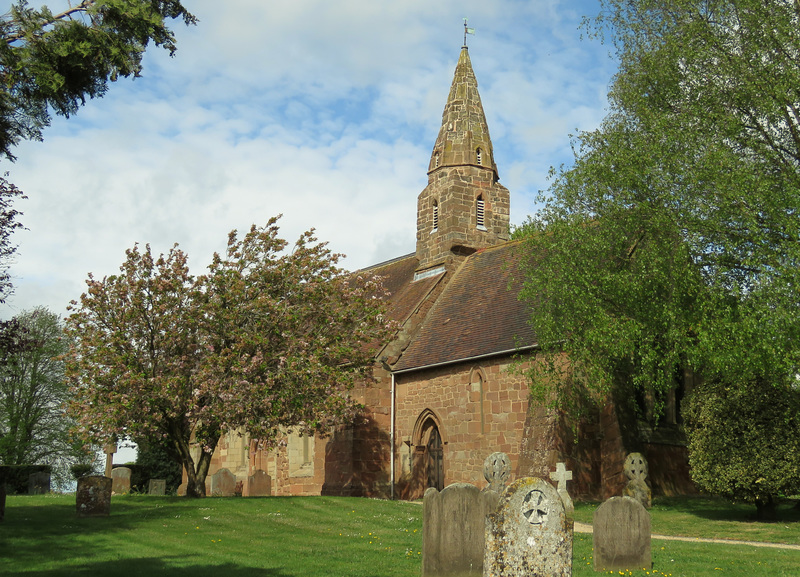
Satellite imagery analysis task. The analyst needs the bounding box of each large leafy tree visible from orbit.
[517,0,800,509]
[66,218,394,498]
[0,307,84,484]
[0,0,196,160]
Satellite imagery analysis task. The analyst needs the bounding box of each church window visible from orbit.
[476,148,482,165]
[476,196,486,230]
[433,200,439,231]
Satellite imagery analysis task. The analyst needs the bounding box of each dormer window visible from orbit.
[433,200,439,231]
[476,148,482,165]
[476,196,486,230]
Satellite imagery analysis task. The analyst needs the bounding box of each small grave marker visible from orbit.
[483,452,511,494]
[76,475,112,517]
[210,468,236,497]
[549,462,573,518]
[148,479,166,496]
[593,496,651,572]
[623,453,651,508]
[111,467,131,494]
[245,470,271,497]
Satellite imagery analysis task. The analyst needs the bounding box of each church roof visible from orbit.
[392,241,537,372]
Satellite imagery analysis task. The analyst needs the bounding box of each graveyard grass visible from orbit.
[1,494,799,577]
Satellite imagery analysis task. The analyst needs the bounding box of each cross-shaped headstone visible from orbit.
[549,462,574,517]
[103,442,117,478]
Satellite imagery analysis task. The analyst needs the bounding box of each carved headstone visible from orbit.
[549,462,573,519]
[28,471,50,494]
[76,475,112,517]
[483,452,511,494]
[210,468,236,497]
[111,467,131,495]
[484,477,572,577]
[623,453,652,508]
[148,479,166,496]
[593,496,651,572]
[423,483,497,577]
[245,470,271,497]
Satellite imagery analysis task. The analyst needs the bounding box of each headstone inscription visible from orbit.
[28,471,50,494]
[593,496,651,572]
[210,468,236,497]
[423,482,498,577]
[483,452,511,494]
[111,467,132,494]
[245,470,271,497]
[76,475,112,517]
[622,453,652,508]
[484,477,572,577]
[148,479,167,496]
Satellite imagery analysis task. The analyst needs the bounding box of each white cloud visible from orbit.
[3,0,614,318]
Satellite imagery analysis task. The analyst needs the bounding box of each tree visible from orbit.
[0,0,196,160]
[685,377,800,520]
[517,0,800,508]
[0,307,84,486]
[65,218,395,497]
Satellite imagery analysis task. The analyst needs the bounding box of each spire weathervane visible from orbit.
[463,18,475,48]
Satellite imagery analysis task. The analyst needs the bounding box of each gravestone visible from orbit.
[76,475,112,517]
[593,496,651,572]
[245,470,271,497]
[623,453,652,508]
[210,468,236,497]
[483,452,511,495]
[484,477,572,577]
[148,479,166,496]
[28,471,50,494]
[103,442,117,478]
[423,482,498,577]
[111,467,132,494]
[549,462,573,519]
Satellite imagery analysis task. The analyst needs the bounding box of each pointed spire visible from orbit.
[428,47,499,181]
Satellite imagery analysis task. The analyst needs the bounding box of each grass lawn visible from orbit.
[1,493,798,576]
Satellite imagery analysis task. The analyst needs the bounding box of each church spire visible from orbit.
[427,46,499,181]
[415,46,510,271]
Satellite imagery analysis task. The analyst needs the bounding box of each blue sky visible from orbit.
[3,0,617,319]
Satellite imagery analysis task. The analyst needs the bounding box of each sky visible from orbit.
[3,0,617,321]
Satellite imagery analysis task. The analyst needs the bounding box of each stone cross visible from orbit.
[483,452,511,494]
[549,462,574,518]
[623,453,652,508]
[103,442,117,478]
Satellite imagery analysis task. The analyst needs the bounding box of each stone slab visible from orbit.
[593,496,651,572]
[111,467,131,495]
[148,479,166,496]
[210,468,236,497]
[245,470,271,497]
[76,475,112,517]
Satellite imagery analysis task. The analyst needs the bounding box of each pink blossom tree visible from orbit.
[65,217,393,497]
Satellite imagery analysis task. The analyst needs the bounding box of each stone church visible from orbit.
[206,46,695,501]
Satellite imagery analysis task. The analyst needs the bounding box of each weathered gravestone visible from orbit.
[483,452,511,494]
[76,475,112,517]
[623,453,652,508]
[245,470,271,497]
[593,496,651,572]
[422,483,499,577]
[210,468,236,497]
[111,467,132,495]
[28,471,50,494]
[484,477,572,577]
[148,479,167,496]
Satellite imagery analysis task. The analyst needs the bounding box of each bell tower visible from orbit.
[415,46,510,271]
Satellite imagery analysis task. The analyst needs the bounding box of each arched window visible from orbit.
[476,195,486,230]
[433,200,439,231]
[476,148,483,165]
[470,367,487,434]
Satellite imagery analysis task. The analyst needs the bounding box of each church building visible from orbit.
[206,45,695,501]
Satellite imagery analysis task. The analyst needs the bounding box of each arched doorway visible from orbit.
[426,424,444,491]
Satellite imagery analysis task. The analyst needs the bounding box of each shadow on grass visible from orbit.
[653,496,800,523]
[13,558,291,577]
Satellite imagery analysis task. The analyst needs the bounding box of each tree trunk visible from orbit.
[755,496,778,521]
[171,423,218,498]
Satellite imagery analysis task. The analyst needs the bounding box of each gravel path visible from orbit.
[574,521,800,551]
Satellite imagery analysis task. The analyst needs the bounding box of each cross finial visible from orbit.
[463,18,475,48]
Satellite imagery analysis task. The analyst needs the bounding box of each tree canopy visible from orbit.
[0,0,196,160]
[518,0,800,406]
[65,218,395,497]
